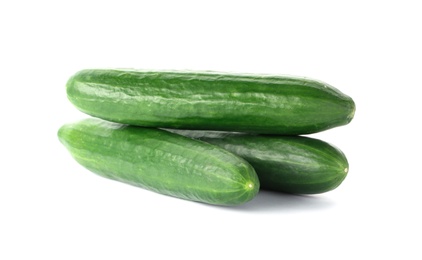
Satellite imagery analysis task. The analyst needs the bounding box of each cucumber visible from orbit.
[66,69,355,135]
[169,130,349,194]
[58,118,259,206]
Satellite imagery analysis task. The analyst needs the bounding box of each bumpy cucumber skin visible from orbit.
[169,130,349,194]
[58,118,259,206]
[66,69,355,135]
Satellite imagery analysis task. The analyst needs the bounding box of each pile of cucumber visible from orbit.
[59,69,355,206]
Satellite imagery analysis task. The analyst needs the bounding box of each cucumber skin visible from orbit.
[58,118,259,206]
[169,130,349,194]
[66,69,355,135]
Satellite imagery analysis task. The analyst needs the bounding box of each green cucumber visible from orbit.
[66,69,355,135]
[58,118,259,206]
[169,130,349,194]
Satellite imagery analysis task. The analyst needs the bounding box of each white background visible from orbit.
[1,1,421,259]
